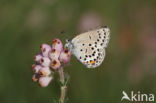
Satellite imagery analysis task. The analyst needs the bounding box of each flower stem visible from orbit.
[58,67,67,103]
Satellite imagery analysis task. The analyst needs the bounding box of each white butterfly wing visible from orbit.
[69,27,110,68]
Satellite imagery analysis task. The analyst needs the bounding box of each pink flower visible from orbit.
[52,38,63,52]
[34,53,42,62]
[59,48,71,63]
[32,74,40,82]
[50,59,61,70]
[39,67,51,76]
[32,38,71,87]
[39,76,52,87]
[32,64,42,73]
[40,44,51,57]
[40,57,51,67]
[49,48,60,60]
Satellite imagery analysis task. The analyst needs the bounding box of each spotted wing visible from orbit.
[71,27,110,68]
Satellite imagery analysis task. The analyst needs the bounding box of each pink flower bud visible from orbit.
[49,48,60,60]
[39,67,51,76]
[32,74,40,82]
[40,44,51,57]
[34,54,42,62]
[40,57,51,67]
[50,59,61,70]
[59,48,71,63]
[32,64,42,73]
[52,38,63,52]
[39,76,52,87]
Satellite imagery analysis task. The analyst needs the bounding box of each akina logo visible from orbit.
[121,91,154,102]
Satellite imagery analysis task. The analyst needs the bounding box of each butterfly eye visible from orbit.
[66,39,70,42]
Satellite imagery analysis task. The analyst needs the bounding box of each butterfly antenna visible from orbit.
[100,25,108,28]
[60,30,71,41]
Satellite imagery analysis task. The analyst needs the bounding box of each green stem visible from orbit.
[58,67,67,103]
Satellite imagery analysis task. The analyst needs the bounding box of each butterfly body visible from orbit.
[65,27,110,68]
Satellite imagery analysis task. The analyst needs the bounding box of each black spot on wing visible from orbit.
[92,53,95,56]
[84,58,86,61]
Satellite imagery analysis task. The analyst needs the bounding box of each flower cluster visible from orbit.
[32,38,71,87]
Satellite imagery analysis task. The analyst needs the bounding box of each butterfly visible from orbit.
[65,26,110,68]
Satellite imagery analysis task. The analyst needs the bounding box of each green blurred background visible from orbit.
[0,0,156,103]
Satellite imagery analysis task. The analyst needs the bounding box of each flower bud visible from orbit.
[50,59,61,70]
[39,76,52,87]
[40,57,51,67]
[49,48,60,60]
[32,74,40,82]
[59,48,71,63]
[32,64,42,73]
[34,54,42,62]
[52,38,63,52]
[40,44,51,57]
[39,67,51,76]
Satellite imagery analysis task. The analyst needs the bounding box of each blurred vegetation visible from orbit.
[0,0,156,103]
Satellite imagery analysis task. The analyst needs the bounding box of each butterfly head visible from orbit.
[65,39,73,53]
